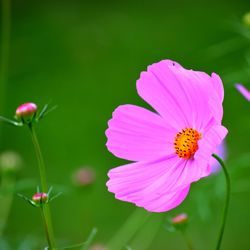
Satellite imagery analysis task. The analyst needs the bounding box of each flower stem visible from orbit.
[212,154,231,250]
[107,208,151,250]
[0,172,16,237]
[28,124,57,249]
[40,207,53,248]
[181,229,195,250]
[0,0,11,116]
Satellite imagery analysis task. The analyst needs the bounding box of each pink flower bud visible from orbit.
[72,167,96,187]
[171,213,188,225]
[15,102,37,119]
[32,192,48,204]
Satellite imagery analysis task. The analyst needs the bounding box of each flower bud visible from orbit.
[32,192,48,205]
[170,213,189,231]
[15,102,37,121]
[72,167,96,187]
[171,213,188,225]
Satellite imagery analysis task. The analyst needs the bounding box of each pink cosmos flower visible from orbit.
[235,84,250,102]
[106,60,228,212]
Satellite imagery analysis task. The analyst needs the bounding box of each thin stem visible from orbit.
[107,208,151,250]
[40,207,52,248]
[212,154,231,250]
[0,173,16,237]
[28,124,49,192]
[181,230,194,250]
[80,227,98,250]
[0,0,11,116]
[28,124,57,249]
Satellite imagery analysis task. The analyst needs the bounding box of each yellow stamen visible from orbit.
[174,128,201,159]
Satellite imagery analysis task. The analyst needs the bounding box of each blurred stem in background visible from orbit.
[107,208,151,250]
[0,153,22,243]
[129,213,164,250]
[0,0,11,118]
[57,227,98,250]
[0,0,13,238]
[203,37,248,61]
[28,124,57,249]
[181,229,194,250]
[0,160,18,237]
[212,154,231,250]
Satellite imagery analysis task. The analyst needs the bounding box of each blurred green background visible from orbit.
[0,0,250,249]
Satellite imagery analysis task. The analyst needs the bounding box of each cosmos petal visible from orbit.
[107,155,183,198]
[136,60,190,130]
[107,155,189,212]
[236,84,250,102]
[135,185,190,213]
[210,141,227,173]
[196,125,228,163]
[207,73,224,124]
[106,104,176,161]
[136,60,222,131]
[211,73,224,101]
[169,67,216,130]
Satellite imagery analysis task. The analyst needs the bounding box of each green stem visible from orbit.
[28,124,57,249]
[0,0,12,233]
[0,173,16,237]
[181,229,194,250]
[212,154,231,250]
[40,207,52,248]
[0,0,11,116]
[29,124,48,192]
[107,208,151,250]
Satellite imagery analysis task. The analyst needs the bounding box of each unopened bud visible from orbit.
[171,213,188,225]
[0,151,22,174]
[72,167,96,187]
[243,12,250,27]
[170,213,189,231]
[15,102,37,121]
[32,192,48,205]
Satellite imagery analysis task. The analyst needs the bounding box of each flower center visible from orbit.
[174,128,201,159]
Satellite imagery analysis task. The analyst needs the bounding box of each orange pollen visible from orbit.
[174,128,202,159]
